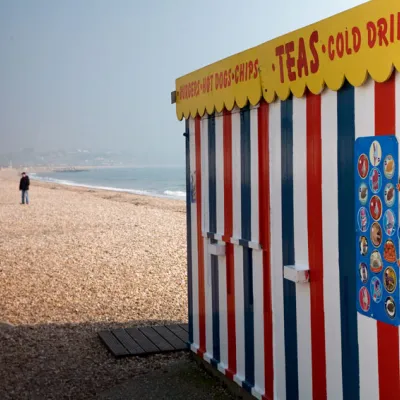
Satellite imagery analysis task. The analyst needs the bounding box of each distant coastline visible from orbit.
[29,165,186,201]
[3,164,184,174]
[51,167,89,173]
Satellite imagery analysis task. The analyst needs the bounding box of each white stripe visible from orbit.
[250,106,264,395]
[201,116,209,235]
[234,245,245,383]
[190,118,200,350]
[269,101,286,400]
[292,96,313,400]
[355,78,379,400]
[252,249,264,395]
[201,116,213,360]
[251,387,263,400]
[216,113,225,236]
[321,89,343,400]
[216,112,228,370]
[232,108,242,240]
[232,108,245,383]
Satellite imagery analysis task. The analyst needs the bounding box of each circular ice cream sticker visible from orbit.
[384,267,397,294]
[369,196,382,221]
[370,222,382,248]
[385,296,396,319]
[384,239,397,263]
[384,155,395,179]
[359,236,368,256]
[370,276,383,303]
[359,262,368,283]
[359,287,371,312]
[384,183,395,207]
[370,250,383,273]
[358,154,369,179]
[359,183,368,205]
[369,168,382,194]
[358,207,369,232]
[369,140,382,167]
[384,209,396,237]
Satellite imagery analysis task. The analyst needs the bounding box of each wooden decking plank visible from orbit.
[112,329,145,355]
[179,324,189,332]
[138,326,174,352]
[125,328,160,353]
[98,331,130,357]
[153,325,187,350]
[165,324,189,344]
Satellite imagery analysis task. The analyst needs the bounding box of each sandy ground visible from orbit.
[0,169,192,399]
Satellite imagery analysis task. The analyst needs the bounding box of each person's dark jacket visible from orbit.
[19,176,30,191]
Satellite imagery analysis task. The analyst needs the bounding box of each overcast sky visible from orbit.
[0,0,365,165]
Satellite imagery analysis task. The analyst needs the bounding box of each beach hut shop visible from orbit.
[173,0,400,399]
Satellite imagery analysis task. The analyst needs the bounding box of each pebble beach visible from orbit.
[0,169,191,399]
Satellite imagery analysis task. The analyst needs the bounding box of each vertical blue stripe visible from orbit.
[240,105,255,392]
[241,106,252,242]
[281,97,299,400]
[242,246,254,392]
[185,120,193,346]
[208,115,220,366]
[337,82,359,400]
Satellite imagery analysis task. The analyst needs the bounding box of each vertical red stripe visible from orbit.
[375,74,400,400]
[375,76,396,136]
[195,116,206,356]
[258,101,274,400]
[223,109,237,379]
[306,93,327,400]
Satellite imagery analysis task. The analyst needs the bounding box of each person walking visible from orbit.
[19,172,30,205]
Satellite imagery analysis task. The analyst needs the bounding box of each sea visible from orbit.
[31,166,186,200]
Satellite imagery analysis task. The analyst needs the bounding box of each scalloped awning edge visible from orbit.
[176,67,396,121]
[175,0,400,120]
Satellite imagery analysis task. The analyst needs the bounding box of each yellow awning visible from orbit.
[175,0,400,120]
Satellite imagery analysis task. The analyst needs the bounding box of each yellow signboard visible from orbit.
[175,0,400,120]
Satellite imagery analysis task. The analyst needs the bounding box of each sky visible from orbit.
[0,0,366,165]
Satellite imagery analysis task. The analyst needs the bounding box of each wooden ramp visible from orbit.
[98,324,189,358]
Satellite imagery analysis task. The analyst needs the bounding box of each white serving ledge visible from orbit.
[283,264,310,283]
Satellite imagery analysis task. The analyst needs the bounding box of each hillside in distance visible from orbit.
[0,148,137,168]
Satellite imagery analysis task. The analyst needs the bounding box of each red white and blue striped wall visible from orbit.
[184,71,400,400]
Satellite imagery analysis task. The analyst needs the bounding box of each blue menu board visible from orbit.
[355,135,399,326]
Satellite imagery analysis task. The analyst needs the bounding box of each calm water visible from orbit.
[32,166,186,200]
